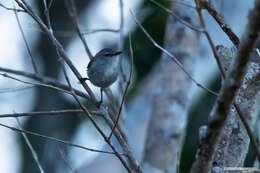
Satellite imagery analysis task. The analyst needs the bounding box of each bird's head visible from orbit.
[96,48,122,57]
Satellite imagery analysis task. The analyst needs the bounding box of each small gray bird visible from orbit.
[80,48,122,106]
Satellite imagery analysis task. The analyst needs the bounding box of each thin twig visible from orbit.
[0,86,35,93]
[0,67,90,100]
[108,35,134,140]
[13,3,38,73]
[58,147,78,173]
[166,0,196,9]
[103,0,127,116]
[65,0,93,59]
[16,118,45,173]
[190,0,260,171]
[50,29,119,37]
[14,1,141,172]
[199,0,240,47]
[0,2,25,12]
[194,0,226,78]
[195,0,260,163]
[118,0,127,84]
[0,109,103,118]
[0,122,118,155]
[43,0,52,32]
[150,0,203,32]
[130,9,218,96]
[47,0,54,10]
[83,29,119,35]
[14,0,97,104]
[59,51,133,173]
[155,0,226,80]
[0,72,81,99]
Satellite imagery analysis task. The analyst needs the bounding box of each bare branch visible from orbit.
[118,0,127,84]
[13,3,38,73]
[0,122,119,155]
[167,0,196,9]
[0,109,103,118]
[198,0,240,47]
[58,147,78,173]
[212,46,260,169]
[194,0,226,78]
[130,9,218,96]
[0,68,90,100]
[0,72,72,95]
[0,2,25,12]
[65,0,93,59]
[16,118,45,173]
[42,0,52,32]
[190,1,260,172]
[13,1,141,172]
[50,29,119,37]
[82,29,119,35]
[0,85,35,93]
[14,0,97,104]
[108,35,134,140]
[195,0,260,164]
[150,0,203,32]
[59,54,133,173]
[195,0,260,165]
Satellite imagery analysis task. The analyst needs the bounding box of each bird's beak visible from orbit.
[114,51,122,56]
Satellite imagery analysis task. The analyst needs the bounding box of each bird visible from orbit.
[80,48,122,106]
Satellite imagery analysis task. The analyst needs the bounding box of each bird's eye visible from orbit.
[104,53,112,56]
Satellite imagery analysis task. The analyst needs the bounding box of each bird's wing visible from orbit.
[87,58,94,69]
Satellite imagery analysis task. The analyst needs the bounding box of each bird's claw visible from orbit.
[97,101,102,108]
[79,77,88,83]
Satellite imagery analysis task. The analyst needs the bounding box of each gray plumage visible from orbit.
[87,48,122,88]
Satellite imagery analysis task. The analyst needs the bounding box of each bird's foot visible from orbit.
[97,100,102,108]
[79,77,89,83]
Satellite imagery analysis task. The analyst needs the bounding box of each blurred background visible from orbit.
[0,0,254,173]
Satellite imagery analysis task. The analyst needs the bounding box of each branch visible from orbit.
[130,9,218,96]
[195,0,226,78]
[13,3,38,73]
[140,1,200,171]
[14,0,97,104]
[212,46,260,169]
[13,1,141,172]
[0,122,119,155]
[150,0,203,32]
[0,2,25,12]
[195,0,260,164]
[65,0,93,59]
[196,0,260,166]
[108,35,134,140]
[59,54,133,173]
[58,147,78,173]
[0,67,90,100]
[167,0,196,9]
[0,109,103,118]
[50,28,119,37]
[190,1,260,172]
[199,0,240,47]
[16,118,45,173]
[0,85,35,93]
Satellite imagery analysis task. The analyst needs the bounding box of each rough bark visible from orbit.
[141,1,200,172]
[190,1,260,172]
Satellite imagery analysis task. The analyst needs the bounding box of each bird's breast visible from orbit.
[87,58,119,88]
